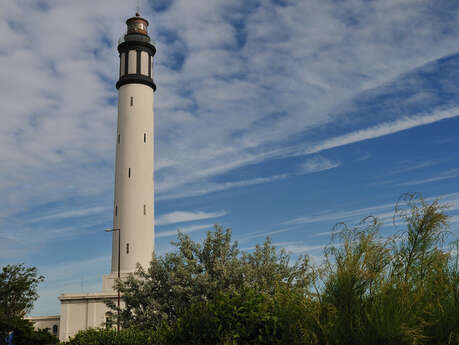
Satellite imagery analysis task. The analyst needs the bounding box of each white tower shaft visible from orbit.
[112,14,156,273]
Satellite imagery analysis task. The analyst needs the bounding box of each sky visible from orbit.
[0,0,459,316]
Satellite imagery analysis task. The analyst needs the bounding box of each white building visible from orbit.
[28,13,156,342]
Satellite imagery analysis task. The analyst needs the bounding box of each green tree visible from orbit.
[0,264,44,320]
[0,263,58,345]
[319,193,458,345]
[108,225,310,329]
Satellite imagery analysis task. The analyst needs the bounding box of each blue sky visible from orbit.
[1,0,459,316]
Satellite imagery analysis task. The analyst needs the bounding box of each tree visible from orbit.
[108,225,311,329]
[0,263,57,345]
[0,264,44,320]
[318,193,458,345]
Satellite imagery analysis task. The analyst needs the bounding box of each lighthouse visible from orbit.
[54,14,157,341]
[112,12,156,273]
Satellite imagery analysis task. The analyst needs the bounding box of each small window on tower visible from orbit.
[128,168,131,178]
[144,133,146,143]
[130,97,133,106]
[126,243,129,254]
[118,134,120,144]
[143,204,146,215]
[115,206,118,216]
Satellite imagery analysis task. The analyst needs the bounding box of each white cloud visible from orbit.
[30,206,111,223]
[297,108,459,156]
[237,227,297,242]
[398,168,459,186]
[158,174,290,200]
[283,202,394,226]
[156,223,214,238]
[273,241,327,254]
[156,210,227,226]
[299,156,340,174]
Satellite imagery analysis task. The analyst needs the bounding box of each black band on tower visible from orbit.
[118,40,156,57]
[116,75,157,91]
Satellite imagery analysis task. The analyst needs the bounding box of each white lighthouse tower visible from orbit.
[112,12,156,274]
[54,14,157,341]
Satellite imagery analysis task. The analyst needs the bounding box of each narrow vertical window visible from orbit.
[115,206,118,216]
[120,53,126,77]
[130,97,133,106]
[126,243,129,254]
[128,168,131,178]
[148,55,151,77]
[117,134,120,144]
[143,204,146,215]
[144,133,146,143]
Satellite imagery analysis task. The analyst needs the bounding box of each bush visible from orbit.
[61,328,163,345]
[168,288,321,345]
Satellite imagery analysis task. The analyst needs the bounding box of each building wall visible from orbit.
[26,315,60,338]
[59,292,118,342]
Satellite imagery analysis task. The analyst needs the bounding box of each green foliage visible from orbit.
[169,288,321,345]
[0,318,59,345]
[108,225,310,329]
[318,193,458,345]
[0,264,44,320]
[0,264,53,345]
[61,328,162,345]
[99,194,457,345]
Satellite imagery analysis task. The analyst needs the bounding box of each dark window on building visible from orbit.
[143,204,146,215]
[128,168,131,178]
[105,312,113,329]
[117,134,120,144]
[130,97,133,106]
[126,243,129,254]
[115,206,118,216]
[144,133,146,143]
[52,325,58,335]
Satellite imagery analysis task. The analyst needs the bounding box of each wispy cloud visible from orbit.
[398,168,459,186]
[158,174,290,200]
[156,223,214,238]
[283,203,394,226]
[297,108,459,156]
[274,241,327,254]
[156,210,227,226]
[237,227,297,242]
[298,156,340,174]
[30,206,111,223]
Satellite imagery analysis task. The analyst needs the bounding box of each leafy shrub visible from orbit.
[168,288,320,345]
[61,327,163,345]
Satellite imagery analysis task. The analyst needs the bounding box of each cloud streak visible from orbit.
[156,223,214,238]
[297,108,459,156]
[156,210,227,226]
[298,156,340,174]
